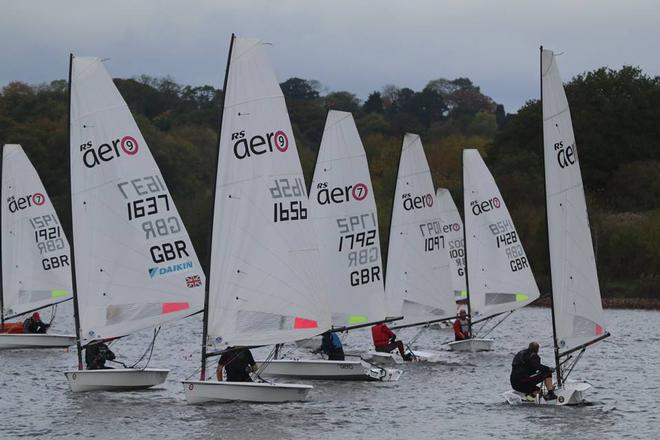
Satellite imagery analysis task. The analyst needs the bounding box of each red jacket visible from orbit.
[372,323,395,347]
[453,318,470,339]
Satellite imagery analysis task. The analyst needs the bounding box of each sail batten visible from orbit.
[463,149,540,320]
[69,57,204,343]
[207,37,330,349]
[384,134,456,327]
[541,49,608,354]
[1,144,73,318]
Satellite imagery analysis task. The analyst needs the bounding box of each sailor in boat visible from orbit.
[22,312,50,334]
[510,342,557,401]
[315,331,345,360]
[217,347,257,382]
[453,309,471,341]
[371,322,413,361]
[85,342,116,369]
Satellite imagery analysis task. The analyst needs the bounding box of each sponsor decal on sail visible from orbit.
[148,261,193,278]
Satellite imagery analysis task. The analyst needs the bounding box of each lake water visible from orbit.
[0,306,657,439]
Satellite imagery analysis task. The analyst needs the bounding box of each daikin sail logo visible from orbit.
[402,193,434,211]
[7,193,46,213]
[470,197,501,216]
[148,261,193,278]
[79,135,140,168]
[316,182,368,205]
[232,129,289,159]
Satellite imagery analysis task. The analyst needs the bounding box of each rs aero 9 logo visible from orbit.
[471,197,501,216]
[316,182,368,205]
[80,135,139,168]
[7,193,46,213]
[232,129,289,159]
[402,193,433,211]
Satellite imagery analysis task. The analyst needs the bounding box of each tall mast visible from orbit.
[0,144,4,328]
[461,150,473,336]
[200,33,235,381]
[540,46,562,386]
[67,53,84,370]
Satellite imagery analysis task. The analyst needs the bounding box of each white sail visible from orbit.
[436,188,467,301]
[542,49,607,352]
[207,37,330,349]
[310,110,386,328]
[384,134,455,327]
[463,149,540,320]
[69,57,204,343]
[1,144,72,317]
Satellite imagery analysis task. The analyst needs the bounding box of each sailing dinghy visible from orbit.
[182,35,331,404]
[366,134,457,365]
[0,144,76,349]
[449,150,540,352]
[64,55,205,392]
[504,48,609,405]
[256,110,401,381]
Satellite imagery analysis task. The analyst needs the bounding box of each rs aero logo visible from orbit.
[232,129,289,159]
[471,197,501,216]
[7,193,46,213]
[554,140,576,169]
[80,135,139,168]
[402,193,433,211]
[316,182,368,205]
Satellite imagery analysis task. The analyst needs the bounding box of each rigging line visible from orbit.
[129,326,161,369]
[47,304,58,326]
[478,311,514,339]
[561,348,585,383]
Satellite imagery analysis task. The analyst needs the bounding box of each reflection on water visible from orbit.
[0,307,657,439]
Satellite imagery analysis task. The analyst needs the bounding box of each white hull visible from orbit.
[255,359,402,382]
[182,380,313,404]
[363,349,443,366]
[0,333,76,350]
[64,368,169,392]
[448,338,494,352]
[503,382,592,406]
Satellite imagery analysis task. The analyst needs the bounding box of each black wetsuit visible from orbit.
[510,348,553,394]
[219,348,256,382]
[23,318,49,334]
[321,332,345,361]
[85,343,116,369]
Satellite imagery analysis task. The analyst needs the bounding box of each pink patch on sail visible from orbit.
[162,302,189,314]
[293,317,318,329]
[595,324,604,336]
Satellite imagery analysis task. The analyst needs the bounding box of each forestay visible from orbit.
[310,110,386,328]
[463,149,539,320]
[542,49,607,353]
[69,57,204,343]
[1,144,72,317]
[436,188,466,300]
[385,134,455,327]
[207,37,330,349]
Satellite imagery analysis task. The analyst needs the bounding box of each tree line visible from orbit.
[0,66,658,299]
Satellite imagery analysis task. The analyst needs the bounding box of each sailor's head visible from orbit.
[459,310,467,318]
[32,312,41,321]
[528,341,540,353]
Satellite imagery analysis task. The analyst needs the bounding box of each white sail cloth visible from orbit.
[207,37,330,348]
[1,144,73,317]
[436,188,467,300]
[69,57,204,343]
[385,134,456,327]
[310,110,387,328]
[463,149,540,320]
[542,49,607,352]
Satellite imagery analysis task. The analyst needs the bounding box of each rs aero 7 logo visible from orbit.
[402,193,433,211]
[471,196,501,216]
[554,140,576,169]
[7,193,46,213]
[316,182,368,205]
[232,129,289,159]
[80,135,139,168]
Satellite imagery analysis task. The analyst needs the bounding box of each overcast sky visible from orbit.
[1,0,659,113]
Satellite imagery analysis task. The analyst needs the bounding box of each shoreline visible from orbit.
[530,296,660,310]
